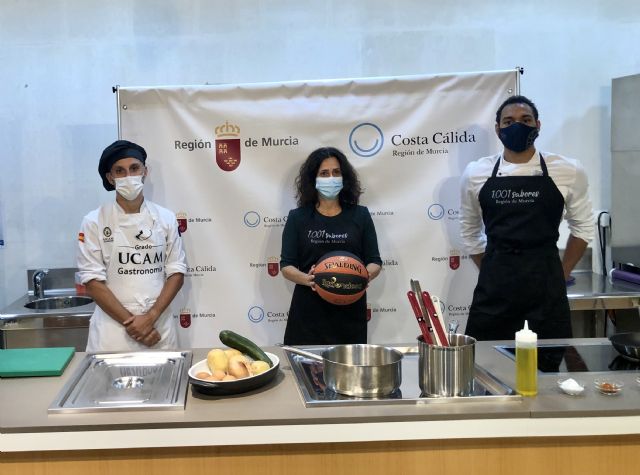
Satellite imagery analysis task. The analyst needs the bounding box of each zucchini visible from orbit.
[219,330,273,367]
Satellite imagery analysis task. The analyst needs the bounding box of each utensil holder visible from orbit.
[418,333,476,397]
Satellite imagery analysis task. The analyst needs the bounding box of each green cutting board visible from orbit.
[0,347,75,377]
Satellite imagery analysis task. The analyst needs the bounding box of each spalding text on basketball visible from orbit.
[319,261,365,274]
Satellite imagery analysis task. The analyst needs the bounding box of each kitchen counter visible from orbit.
[2,338,639,450]
[567,270,640,337]
[568,270,640,310]
[2,338,639,474]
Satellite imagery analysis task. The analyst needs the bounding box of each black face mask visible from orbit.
[498,122,539,153]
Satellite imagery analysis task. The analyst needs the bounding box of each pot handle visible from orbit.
[277,344,324,362]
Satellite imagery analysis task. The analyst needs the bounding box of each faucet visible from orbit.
[33,269,49,299]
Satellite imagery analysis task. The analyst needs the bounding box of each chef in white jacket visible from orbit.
[77,140,187,352]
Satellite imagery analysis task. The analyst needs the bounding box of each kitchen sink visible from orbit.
[24,296,94,310]
[1,269,95,350]
[49,351,192,413]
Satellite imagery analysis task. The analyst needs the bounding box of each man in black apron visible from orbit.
[462,96,594,340]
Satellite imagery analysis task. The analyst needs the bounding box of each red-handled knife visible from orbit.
[407,290,433,345]
[421,291,449,347]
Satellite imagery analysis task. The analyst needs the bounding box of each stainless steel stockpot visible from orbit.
[281,344,403,397]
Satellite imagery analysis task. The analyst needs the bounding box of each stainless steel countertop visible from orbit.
[568,271,640,310]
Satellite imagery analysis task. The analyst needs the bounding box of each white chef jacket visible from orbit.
[459,151,595,255]
[77,200,187,351]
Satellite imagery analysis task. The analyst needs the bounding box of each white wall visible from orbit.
[1,0,639,308]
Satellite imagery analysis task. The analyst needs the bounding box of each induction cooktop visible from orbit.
[284,346,520,407]
[495,344,640,373]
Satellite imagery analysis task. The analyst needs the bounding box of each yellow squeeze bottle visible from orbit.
[515,320,538,396]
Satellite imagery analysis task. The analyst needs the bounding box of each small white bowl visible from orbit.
[557,378,585,396]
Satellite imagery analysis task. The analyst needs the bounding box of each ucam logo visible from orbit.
[349,122,384,157]
[427,204,445,220]
[248,306,265,323]
[243,211,260,228]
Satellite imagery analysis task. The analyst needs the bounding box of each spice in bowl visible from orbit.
[594,379,624,395]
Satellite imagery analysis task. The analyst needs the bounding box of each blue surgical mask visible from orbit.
[315,177,343,200]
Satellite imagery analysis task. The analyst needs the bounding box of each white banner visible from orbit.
[118,71,518,347]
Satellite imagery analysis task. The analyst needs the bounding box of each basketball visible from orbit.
[313,251,369,305]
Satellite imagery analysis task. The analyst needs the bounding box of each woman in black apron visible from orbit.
[280,147,382,345]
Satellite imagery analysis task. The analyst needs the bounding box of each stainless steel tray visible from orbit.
[49,351,192,413]
[285,345,521,407]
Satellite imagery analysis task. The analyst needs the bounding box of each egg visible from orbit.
[195,371,211,380]
[222,374,237,381]
[212,369,226,380]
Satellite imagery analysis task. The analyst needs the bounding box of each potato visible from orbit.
[222,374,237,381]
[195,371,211,380]
[228,358,250,379]
[207,348,228,373]
[250,360,271,375]
[224,348,243,359]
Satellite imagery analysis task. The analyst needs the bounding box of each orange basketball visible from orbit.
[313,251,369,305]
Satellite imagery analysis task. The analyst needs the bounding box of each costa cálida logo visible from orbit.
[215,121,241,171]
[179,308,191,328]
[267,256,280,277]
[177,212,187,234]
[449,249,461,270]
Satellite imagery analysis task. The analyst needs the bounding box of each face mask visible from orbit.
[315,177,343,200]
[114,175,144,201]
[498,122,539,153]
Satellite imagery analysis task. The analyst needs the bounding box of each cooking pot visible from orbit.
[280,344,402,397]
[609,332,640,362]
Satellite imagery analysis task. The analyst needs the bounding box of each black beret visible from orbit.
[98,140,147,191]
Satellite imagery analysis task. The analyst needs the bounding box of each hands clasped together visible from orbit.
[123,313,160,347]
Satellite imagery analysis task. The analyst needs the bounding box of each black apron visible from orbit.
[283,285,367,345]
[283,207,368,345]
[465,153,572,341]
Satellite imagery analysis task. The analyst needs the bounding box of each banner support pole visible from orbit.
[112,85,122,139]
[515,66,524,95]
